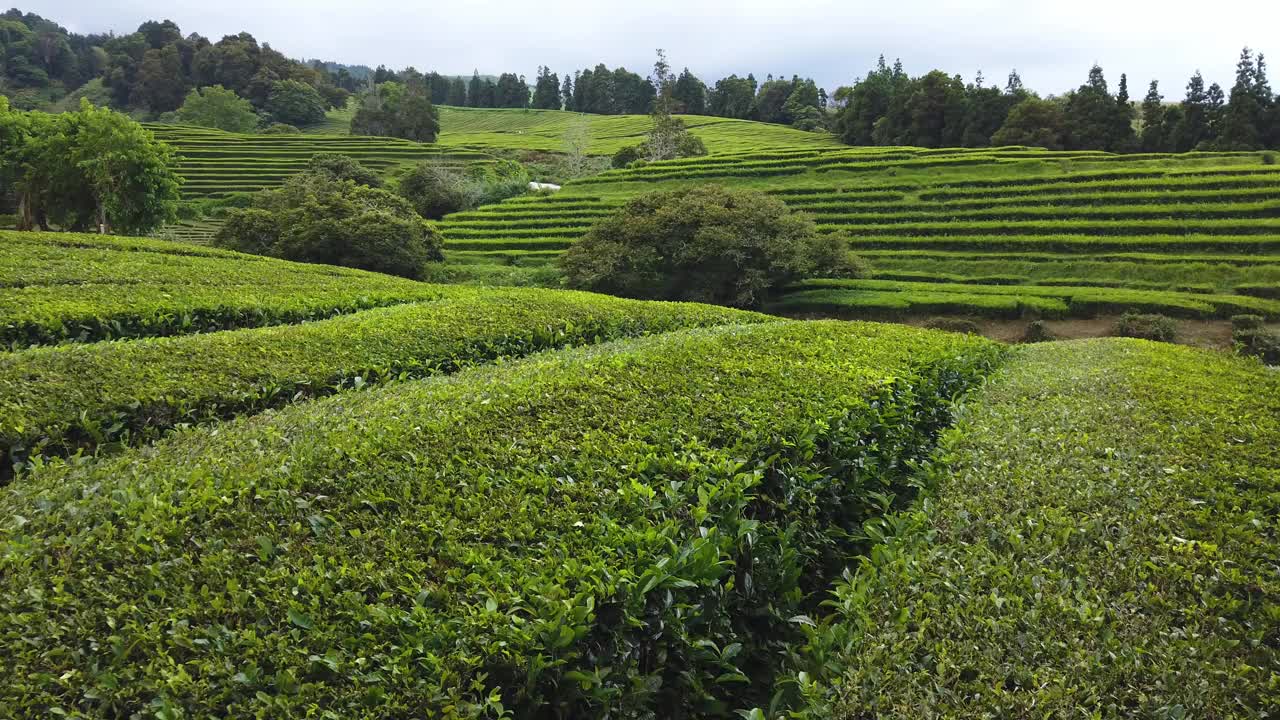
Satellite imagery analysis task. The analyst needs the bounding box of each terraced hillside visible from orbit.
[0,232,1275,717]
[440,147,1280,322]
[145,124,498,200]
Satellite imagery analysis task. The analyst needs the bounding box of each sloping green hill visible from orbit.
[432,105,841,155]
[439,147,1280,320]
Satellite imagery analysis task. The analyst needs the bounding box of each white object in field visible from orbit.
[529,181,561,192]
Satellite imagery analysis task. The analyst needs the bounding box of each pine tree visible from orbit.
[1140,79,1167,151]
[1006,69,1024,95]
[1173,71,1210,151]
[531,66,561,109]
[561,74,574,111]
[467,70,482,108]
[1219,48,1263,149]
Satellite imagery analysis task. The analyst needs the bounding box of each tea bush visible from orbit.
[1113,311,1178,342]
[0,289,768,477]
[0,321,1001,718]
[793,340,1280,717]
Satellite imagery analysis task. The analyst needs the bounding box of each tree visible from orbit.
[396,159,528,219]
[467,70,482,107]
[991,97,1067,149]
[266,79,326,126]
[307,152,381,187]
[495,72,529,108]
[1139,80,1168,152]
[215,172,442,278]
[3,100,179,233]
[1173,71,1212,151]
[132,45,189,112]
[1218,47,1263,149]
[560,73,574,111]
[560,185,849,308]
[350,81,440,142]
[643,49,706,162]
[1062,65,1133,150]
[672,68,706,114]
[531,66,560,109]
[446,77,467,106]
[708,74,757,119]
[176,85,258,132]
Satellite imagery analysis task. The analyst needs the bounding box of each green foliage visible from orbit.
[560,185,833,308]
[795,340,1280,716]
[396,159,529,219]
[306,152,382,187]
[1,98,181,234]
[215,173,443,278]
[1235,325,1280,363]
[0,287,766,476]
[922,316,981,334]
[1020,319,1055,342]
[175,85,259,133]
[991,97,1067,149]
[0,230,448,347]
[260,121,299,134]
[0,320,1000,717]
[350,81,440,142]
[265,79,327,126]
[612,144,643,168]
[1114,311,1178,342]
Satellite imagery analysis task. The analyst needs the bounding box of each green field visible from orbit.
[437,143,1280,320]
[0,231,1275,716]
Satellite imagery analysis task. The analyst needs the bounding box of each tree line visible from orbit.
[833,49,1280,151]
[0,10,349,124]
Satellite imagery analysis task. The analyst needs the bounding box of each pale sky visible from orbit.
[24,0,1280,98]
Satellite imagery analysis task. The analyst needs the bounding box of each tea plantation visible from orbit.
[0,230,1275,717]
[440,142,1280,321]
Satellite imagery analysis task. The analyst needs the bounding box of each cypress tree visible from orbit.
[1218,48,1259,149]
[1140,80,1166,151]
[467,70,482,108]
[561,74,574,111]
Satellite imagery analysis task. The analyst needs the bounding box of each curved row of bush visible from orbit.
[775,278,1280,319]
[0,320,1002,718]
[795,339,1280,717]
[0,289,767,478]
[0,232,453,348]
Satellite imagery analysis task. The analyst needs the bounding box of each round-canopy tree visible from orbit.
[214,172,443,279]
[561,185,855,308]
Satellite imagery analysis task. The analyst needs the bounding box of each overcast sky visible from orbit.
[27,0,1280,97]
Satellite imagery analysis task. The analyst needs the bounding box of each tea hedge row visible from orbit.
[774,279,1280,319]
[0,321,1002,717]
[0,289,768,478]
[794,339,1280,717]
[0,232,453,348]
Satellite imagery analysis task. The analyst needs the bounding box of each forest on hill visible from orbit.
[4,7,1279,151]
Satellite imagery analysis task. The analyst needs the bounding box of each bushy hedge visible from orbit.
[215,173,443,279]
[0,289,769,477]
[794,340,1280,717]
[0,231,453,348]
[0,321,1002,717]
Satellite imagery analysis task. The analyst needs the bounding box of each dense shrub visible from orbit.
[396,159,528,219]
[1,288,766,476]
[560,185,837,308]
[0,321,1000,717]
[1263,151,1277,165]
[923,316,982,334]
[612,144,642,168]
[1236,327,1280,363]
[306,152,382,187]
[1113,311,1178,342]
[265,79,327,126]
[1021,319,1056,342]
[261,122,300,134]
[350,81,439,142]
[1231,313,1265,331]
[175,85,258,133]
[797,340,1280,717]
[214,173,442,278]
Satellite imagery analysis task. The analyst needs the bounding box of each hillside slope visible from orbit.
[439,148,1280,323]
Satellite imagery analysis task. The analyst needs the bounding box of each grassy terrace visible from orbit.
[439,147,1280,319]
[145,124,498,199]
